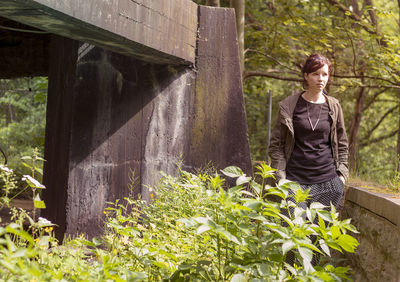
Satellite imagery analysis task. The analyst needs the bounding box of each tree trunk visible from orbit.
[351,0,360,16]
[230,0,245,74]
[398,0,400,29]
[4,106,9,126]
[397,90,400,169]
[348,86,365,172]
[8,104,15,122]
[396,1,400,169]
[206,0,220,6]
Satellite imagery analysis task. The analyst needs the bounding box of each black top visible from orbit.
[286,96,337,184]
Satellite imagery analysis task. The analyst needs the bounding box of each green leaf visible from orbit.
[336,234,359,253]
[297,239,322,254]
[159,250,178,261]
[306,208,314,222]
[255,162,276,179]
[310,202,326,210]
[92,237,102,246]
[279,214,294,229]
[282,240,296,255]
[21,156,32,160]
[236,175,252,186]
[34,167,43,175]
[344,223,359,233]
[197,225,211,234]
[331,225,341,239]
[177,218,196,227]
[221,166,244,178]
[0,260,17,273]
[319,239,330,256]
[152,261,168,269]
[37,235,50,250]
[34,194,46,209]
[298,246,314,273]
[23,175,45,189]
[194,217,209,225]
[216,228,241,245]
[231,273,247,282]
[318,215,326,230]
[244,199,263,211]
[5,225,35,246]
[317,210,332,222]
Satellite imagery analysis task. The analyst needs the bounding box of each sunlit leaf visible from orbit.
[336,234,359,253]
[221,166,243,178]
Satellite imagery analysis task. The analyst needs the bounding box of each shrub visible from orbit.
[102,164,358,281]
[0,163,359,281]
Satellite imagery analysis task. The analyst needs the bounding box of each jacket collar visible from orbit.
[279,91,335,118]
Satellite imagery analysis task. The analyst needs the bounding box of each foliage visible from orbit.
[243,0,400,185]
[0,77,47,183]
[0,151,46,229]
[0,163,358,281]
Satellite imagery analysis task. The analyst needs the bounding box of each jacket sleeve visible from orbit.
[269,109,287,181]
[336,102,349,180]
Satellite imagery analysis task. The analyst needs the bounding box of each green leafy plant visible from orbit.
[0,163,359,281]
[100,163,359,281]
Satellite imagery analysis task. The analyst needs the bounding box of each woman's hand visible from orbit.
[339,175,346,185]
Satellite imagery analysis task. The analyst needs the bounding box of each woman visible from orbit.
[269,54,348,210]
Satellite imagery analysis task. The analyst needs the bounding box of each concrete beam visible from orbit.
[346,185,400,228]
[0,17,49,78]
[0,0,197,65]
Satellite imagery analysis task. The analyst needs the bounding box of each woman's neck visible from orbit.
[302,90,325,103]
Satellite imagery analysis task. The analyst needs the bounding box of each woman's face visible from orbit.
[304,64,329,91]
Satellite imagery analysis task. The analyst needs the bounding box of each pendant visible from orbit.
[308,117,320,131]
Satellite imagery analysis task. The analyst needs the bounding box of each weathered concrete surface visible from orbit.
[43,36,195,237]
[42,5,251,238]
[0,0,197,65]
[188,6,252,174]
[0,17,49,78]
[342,186,400,281]
[42,35,79,237]
[345,185,400,226]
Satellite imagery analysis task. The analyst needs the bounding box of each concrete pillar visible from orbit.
[42,6,252,239]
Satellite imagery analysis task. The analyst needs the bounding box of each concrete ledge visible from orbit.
[343,186,400,281]
[345,186,400,228]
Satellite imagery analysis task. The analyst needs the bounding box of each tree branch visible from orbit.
[246,49,299,73]
[243,71,302,82]
[359,129,398,147]
[363,89,386,111]
[245,50,400,86]
[333,74,399,85]
[246,12,264,31]
[362,105,397,139]
[325,0,387,46]
[243,70,400,88]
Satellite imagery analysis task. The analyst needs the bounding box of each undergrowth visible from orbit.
[0,162,359,281]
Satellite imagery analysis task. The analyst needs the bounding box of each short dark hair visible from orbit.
[301,54,332,89]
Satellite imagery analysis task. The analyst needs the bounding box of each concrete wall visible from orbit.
[42,6,252,239]
[342,186,400,281]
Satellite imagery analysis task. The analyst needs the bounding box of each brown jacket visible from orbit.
[269,93,349,181]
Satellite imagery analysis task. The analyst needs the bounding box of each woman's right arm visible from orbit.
[269,109,287,181]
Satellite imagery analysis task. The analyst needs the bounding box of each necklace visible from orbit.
[306,102,323,131]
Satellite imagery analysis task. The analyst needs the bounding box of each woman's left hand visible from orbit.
[339,175,346,184]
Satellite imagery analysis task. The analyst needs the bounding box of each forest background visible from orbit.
[1,0,400,190]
